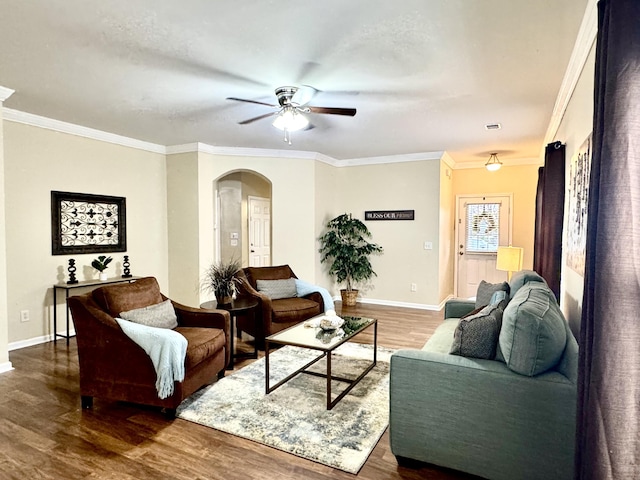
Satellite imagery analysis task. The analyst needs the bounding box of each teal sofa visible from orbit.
[389,271,578,480]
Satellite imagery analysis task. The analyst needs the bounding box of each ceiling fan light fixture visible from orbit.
[485,152,502,171]
[272,106,309,132]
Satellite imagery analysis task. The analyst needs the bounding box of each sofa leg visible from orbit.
[218,369,226,380]
[164,408,176,420]
[81,395,93,409]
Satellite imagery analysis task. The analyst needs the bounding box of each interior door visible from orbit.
[456,195,512,298]
[248,196,271,267]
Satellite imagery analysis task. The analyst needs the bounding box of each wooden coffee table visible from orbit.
[265,315,377,410]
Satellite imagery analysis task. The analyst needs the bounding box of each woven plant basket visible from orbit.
[340,289,359,307]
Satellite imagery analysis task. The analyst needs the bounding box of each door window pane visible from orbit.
[466,203,500,253]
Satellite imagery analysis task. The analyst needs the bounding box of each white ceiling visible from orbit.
[0,0,589,164]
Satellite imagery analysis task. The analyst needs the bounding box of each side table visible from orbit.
[200,297,259,369]
[53,276,141,345]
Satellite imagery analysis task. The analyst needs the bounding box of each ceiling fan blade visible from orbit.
[226,97,278,108]
[307,106,357,116]
[238,111,277,125]
[291,85,318,106]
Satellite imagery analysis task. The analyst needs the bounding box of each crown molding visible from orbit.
[2,107,520,170]
[543,0,597,150]
[0,86,15,102]
[2,108,166,154]
[339,151,444,167]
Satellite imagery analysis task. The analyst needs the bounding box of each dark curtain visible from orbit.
[533,141,565,301]
[576,0,640,478]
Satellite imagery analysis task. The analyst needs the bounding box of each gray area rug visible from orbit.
[177,342,394,474]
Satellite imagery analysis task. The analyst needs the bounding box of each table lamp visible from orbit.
[496,246,524,281]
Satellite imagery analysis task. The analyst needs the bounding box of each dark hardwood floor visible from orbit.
[0,303,478,479]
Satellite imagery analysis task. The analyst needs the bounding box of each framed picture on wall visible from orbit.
[51,191,127,255]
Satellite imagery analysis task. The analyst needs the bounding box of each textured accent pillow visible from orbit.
[119,299,178,329]
[499,283,567,376]
[475,280,510,308]
[256,278,298,300]
[450,300,507,359]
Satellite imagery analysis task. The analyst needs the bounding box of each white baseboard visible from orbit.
[0,361,14,374]
[8,330,75,352]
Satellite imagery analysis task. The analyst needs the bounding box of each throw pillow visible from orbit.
[450,300,508,360]
[256,278,298,300]
[93,277,164,317]
[475,280,510,308]
[119,299,178,329]
[499,283,567,376]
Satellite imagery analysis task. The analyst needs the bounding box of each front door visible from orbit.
[248,196,271,267]
[456,195,512,298]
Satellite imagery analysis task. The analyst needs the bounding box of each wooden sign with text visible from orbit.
[364,210,414,221]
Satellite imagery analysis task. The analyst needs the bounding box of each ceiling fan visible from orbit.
[226,85,357,144]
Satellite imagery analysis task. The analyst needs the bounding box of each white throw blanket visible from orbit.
[295,279,335,312]
[115,318,188,399]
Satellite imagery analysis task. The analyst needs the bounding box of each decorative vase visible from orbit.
[340,289,358,307]
[216,295,232,305]
[99,272,108,281]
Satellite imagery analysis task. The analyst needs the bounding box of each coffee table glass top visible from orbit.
[266,315,375,351]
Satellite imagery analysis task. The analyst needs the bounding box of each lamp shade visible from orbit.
[272,107,309,132]
[496,246,523,277]
[485,152,502,171]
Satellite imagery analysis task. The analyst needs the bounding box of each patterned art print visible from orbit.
[566,135,591,276]
[51,191,126,255]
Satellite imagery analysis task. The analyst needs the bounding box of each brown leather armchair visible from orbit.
[67,277,230,417]
[235,265,324,346]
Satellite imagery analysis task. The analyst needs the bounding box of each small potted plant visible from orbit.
[91,255,113,281]
[202,257,242,305]
[318,213,383,306]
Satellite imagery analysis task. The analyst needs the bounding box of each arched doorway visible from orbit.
[215,171,272,267]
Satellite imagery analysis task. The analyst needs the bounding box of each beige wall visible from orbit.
[166,152,201,305]
[453,164,540,271]
[0,98,10,369]
[4,122,169,346]
[165,153,320,307]
[439,158,455,303]
[337,159,443,306]
[314,160,340,291]
[555,43,596,333]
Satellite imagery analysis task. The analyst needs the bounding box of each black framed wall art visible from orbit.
[51,191,127,255]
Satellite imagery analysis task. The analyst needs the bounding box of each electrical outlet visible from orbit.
[411,283,417,292]
[424,241,433,250]
[20,310,29,322]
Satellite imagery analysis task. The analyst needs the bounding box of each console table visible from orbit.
[53,276,141,344]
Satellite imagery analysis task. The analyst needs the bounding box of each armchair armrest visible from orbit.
[444,299,476,319]
[172,300,231,368]
[236,272,274,333]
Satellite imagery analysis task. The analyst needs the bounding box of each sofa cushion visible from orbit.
[119,299,178,329]
[475,280,510,308]
[422,319,459,353]
[92,277,164,317]
[508,270,547,299]
[176,326,226,369]
[450,300,507,359]
[271,297,321,323]
[499,283,567,376]
[257,278,298,300]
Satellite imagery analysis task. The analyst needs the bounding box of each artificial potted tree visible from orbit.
[318,213,383,306]
[202,257,242,305]
[91,255,113,281]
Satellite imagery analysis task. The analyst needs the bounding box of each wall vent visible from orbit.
[485,123,502,130]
